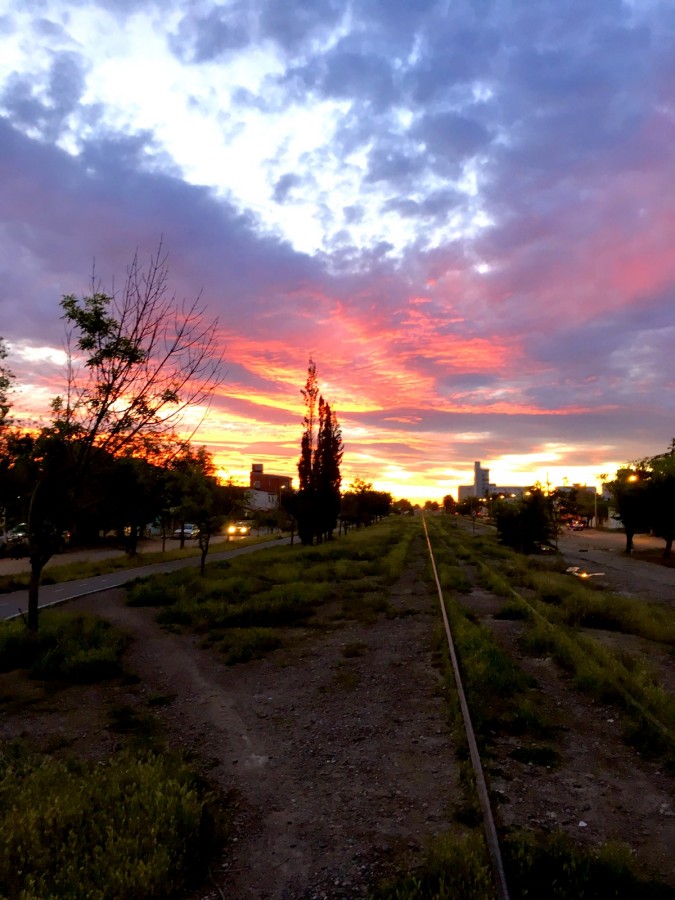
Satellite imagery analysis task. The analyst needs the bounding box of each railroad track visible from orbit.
[422,514,511,900]
[420,513,675,899]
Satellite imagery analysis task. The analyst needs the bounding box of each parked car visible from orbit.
[172,523,200,539]
[227,521,251,537]
[6,523,28,545]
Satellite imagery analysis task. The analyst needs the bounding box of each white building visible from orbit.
[457,461,526,500]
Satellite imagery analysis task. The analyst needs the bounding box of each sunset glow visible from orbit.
[1,1,673,502]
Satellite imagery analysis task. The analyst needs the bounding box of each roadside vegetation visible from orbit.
[127,517,417,663]
[0,609,227,899]
[1,515,673,897]
[375,829,674,899]
[0,747,221,900]
[394,515,675,898]
[0,532,278,595]
[0,611,128,682]
[427,517,675,768]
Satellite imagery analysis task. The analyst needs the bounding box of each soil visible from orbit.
[2,526,674,898]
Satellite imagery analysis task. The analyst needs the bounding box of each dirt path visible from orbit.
[8,523,675,896]
[71,558,461,899]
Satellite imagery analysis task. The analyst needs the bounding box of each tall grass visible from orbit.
[374,832,494,899]
[0,748,223,900]
[0,612,129,682]
[127,518,417,662]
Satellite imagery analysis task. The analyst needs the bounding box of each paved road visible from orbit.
[0,537,292,622]
[555,528,675,604]
[456,518,674,605]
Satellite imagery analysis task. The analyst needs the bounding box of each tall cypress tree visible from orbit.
[297,360,343,545]
[314,398,343,542]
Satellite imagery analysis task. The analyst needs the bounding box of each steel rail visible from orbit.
[422,515,510,900]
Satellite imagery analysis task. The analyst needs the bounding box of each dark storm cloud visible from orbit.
[3,0,674,487]
[33,18,68,39]
[533,292,675,371]
[170,0,344,63]
[296,42,398,112]
[0,118,324,350]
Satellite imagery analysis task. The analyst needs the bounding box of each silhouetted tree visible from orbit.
[443,495,457,515]
[296,359,343,545]
[0,338,13,431]
[494,490,556,553]
[21,245,224,630]
[642,440,675,558]
[609,467,651,553]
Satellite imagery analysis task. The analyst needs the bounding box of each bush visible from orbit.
[374,832,494,899]
[503,830,675,899]
[0,613,128,682]
[0,749,223,899]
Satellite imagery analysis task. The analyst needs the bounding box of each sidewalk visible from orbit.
[0,533,240,576]
[0,535,292,622]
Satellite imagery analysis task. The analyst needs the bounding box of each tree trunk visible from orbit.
[200,535,210,575]
[624,529,634,553]
[28,561,43,632]
[663,536,673,559]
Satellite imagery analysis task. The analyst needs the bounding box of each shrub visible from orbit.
[0,749,223,900]
[374,832,493,899]
[503,830,674,899]
[0,613,128,682]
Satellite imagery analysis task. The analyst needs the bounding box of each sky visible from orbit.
[0,0,673,502]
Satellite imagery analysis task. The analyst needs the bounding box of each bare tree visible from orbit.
[56,242,224,470]
[22,244,225,630]
[0,337,14,430]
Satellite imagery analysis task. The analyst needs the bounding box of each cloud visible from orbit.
[0,0,674,496]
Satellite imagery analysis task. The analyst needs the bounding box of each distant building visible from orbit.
[458,461,495,499]
[458,461,526,500]
[247,463,292,511]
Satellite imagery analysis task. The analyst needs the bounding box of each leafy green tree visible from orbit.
[169,445,224,574]
[494,489,556,553]
[20,247,224,630]
[643,441,675,558]
[608,467,651,553]
[442,494,457,515]
[392,498,414,516]
[340,478,391,529]
[102,455,165,554]
[315,396,343,540]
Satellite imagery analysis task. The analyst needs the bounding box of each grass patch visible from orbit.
[0,612,128,683]
[503,829,675,899]
[438,563,472,593]
[373,831,494,899]
[108,704,160,745]
[126,519,418,664]
[213,627,282,664]
[522,621,675,766]
[441,595,540,739]
[0,747,224,900]
[374,829,675,899]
